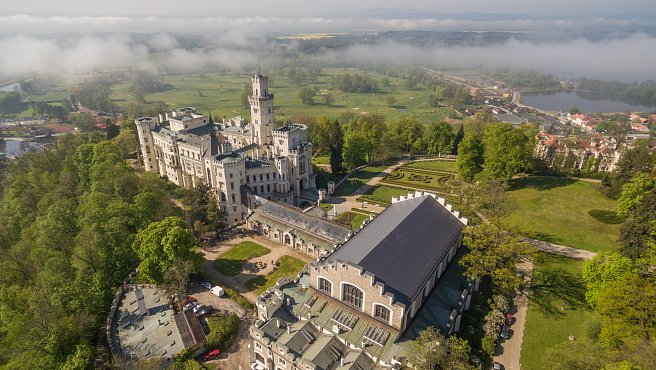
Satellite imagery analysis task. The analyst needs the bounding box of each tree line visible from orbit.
[0,128,210,368]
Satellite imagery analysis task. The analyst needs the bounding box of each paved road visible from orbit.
[493,261,533,370]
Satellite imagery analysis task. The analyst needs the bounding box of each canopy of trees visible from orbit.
[0,133,179,368]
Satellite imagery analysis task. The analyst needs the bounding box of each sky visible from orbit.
[2,0,655,18]
[1,1,655,81]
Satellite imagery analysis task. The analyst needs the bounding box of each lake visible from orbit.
[521,91,656,113]
[0,139,44,158]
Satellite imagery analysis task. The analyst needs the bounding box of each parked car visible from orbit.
[183,302,196,312]
[181,295,197,306]
[203,349,221,361]
[201,281,214,290]
[197,305,213,317]
[505,313,513,325]
[193,304,205,314]
[251,363,265,370]
[500,325,510,339]
[492,362,503,370]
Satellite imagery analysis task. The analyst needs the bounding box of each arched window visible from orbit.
[373,304,391,323]
[341,283,363,310]
[318,278,332,295]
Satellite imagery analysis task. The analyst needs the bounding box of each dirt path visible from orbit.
[494,261,533,370]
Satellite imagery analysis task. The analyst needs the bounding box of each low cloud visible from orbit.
[0,30,654,82]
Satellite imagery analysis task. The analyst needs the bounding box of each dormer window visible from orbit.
[341,283,363,310]
[373,304,391,323]
[318,278,332,295]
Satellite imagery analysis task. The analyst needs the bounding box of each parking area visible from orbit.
[187,279,248,318]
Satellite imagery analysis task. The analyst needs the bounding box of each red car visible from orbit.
[181,295,197,305]
[203,349,221,361]
[505,313,513,325]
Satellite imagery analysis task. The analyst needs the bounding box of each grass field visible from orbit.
[357,185,410,205]
[334,211,369,229]
[109,68,450,123]
[213,241,271,276]
[405,159,458,173]
[312,152,330,165]
[498,176,621,252]
[381,167,453,192]
[333,165,389,196]
[245,255,306,294]
[521,254,598,369]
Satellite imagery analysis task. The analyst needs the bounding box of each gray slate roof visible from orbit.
[327,195,463,303]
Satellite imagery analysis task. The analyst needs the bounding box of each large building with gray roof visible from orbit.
[135,74,317,225]
[250,192,477,369]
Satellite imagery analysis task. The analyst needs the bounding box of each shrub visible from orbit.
[205,313,240,350]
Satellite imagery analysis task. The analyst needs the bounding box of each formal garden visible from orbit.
[380,166,453,193]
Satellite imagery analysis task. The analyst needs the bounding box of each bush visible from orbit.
[205,313,240,350]
[482,335,497,356]
[225,287,254,311]
[583,318,602,341]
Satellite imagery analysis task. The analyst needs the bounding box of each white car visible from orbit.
[183,303,195,311]
[193,304,204,314]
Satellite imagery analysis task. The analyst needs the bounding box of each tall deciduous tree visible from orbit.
[460,223,536,295]
[427,122,455,155]
[582,252,636,308]
[132,216,199,283]
[457,133,484,181]
[482,123,536,181]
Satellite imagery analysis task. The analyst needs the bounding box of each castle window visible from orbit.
[231,194,236,203]
[230,182,234,190]
[266,173,270,180]
[318,278,332,295]
[260,174,263,181]
[246,175,250,182]
[341,283,363,310]
[230,173,233,179]
[373,304,391,323]
[267,184,271,192]
[260,185,264,193]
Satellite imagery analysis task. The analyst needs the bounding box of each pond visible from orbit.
[0,139,44,158]
[521,90,656,113]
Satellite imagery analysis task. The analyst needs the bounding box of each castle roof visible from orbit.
[327,195,464,303]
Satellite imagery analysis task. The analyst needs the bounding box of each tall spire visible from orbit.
[257,57,261,75]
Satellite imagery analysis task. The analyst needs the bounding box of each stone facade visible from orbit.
[135,74,317,225]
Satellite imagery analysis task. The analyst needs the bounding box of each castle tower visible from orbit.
[248,74,274,150]
[135,117,158,172]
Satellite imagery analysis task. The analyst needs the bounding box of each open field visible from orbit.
[213,241,271,276]
[521,254,598,369]
[499,176,621,252]
[108,68,451,122]
[245,255,306,295]
[404,159,458,173]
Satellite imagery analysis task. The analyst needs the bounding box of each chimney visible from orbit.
[165,113,169,121]
[287,326,290,334]
[172,111,178,118]
[340,357,344,367]
[276,319,281,329]
[158,114,164,123]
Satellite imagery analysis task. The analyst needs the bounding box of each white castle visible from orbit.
[135,74,317,225]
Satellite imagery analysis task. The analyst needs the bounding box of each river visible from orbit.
[521,90,656,113]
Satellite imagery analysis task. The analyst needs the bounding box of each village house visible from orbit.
[249,192,475,369]
[135,74,318,225]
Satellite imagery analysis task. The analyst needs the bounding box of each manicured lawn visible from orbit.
[245,256,306,294]
[213,241,271,276]
[357,185,410,205]
[381,167,452,192]
[405,160,458,173]
[521,254,599,369]
[333,165,389,196]
[498,176,621,252]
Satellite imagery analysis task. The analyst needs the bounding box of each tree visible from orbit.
[483,123,536,181]
[597,273,656,346]
[427,122,455,155]
[582,252,636,308]
[106,119,120,140]
[68,113,97,132]
[385,95,397,107]
[452,124,464,154]
[477,176,507,217]
[329,119,344,174]
[457,133,484,181]
[619,188,656,259]
[460,223,536,295]
[132,216,199,283]
[163,259,196,306]
[405,327,447,370]
[298,87,315,105]
[322,93,335,106]
[602,141,654,198]
[617,173,656,218]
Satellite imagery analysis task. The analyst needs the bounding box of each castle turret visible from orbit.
[135,117,158,172]
[248,74,274,150]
